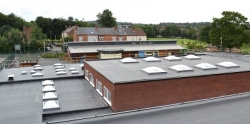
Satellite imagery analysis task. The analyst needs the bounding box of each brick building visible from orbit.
[84,55,250,112]
[62,26,147,42]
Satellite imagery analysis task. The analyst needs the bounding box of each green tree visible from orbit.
[209,11,250,51]
[200,25,211,44]
[31,24,46,40]
[35,16,53,39]
[64,36,73,42]
[96,9,117,27]
[162,25,180,38]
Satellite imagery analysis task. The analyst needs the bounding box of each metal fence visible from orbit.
[0,54,15,72]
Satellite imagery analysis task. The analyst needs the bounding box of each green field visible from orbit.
[147,38,204,47]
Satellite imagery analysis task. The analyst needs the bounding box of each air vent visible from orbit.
[141,66,167,75]
[42,85,56,92]
[120,58,138,63]
[43,100,60,110]
[56,71,67,75]
[54,66,64,69]
[216,61,240,68]
[69,68,76,71]
[34,65,41,68]
[32,73,43,77]
[71,70,79,74]
[54,63,63,66]
[21,71,27,74]
[194,63,218,70]
[8,74,14,80]
[42,80,54,86]
[33,67,43,70]
[55,69,66,72]
[143,57,161,62]
[43,92,58,100]
[164,55,182,61]
[184,55,201,60]
[169,64,194,72]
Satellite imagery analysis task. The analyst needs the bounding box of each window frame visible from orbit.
[103,86,112,106]
[96,79,102,95]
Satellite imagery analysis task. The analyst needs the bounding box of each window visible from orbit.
[99,36,104,41]
[119,37,123,41]
[85,69,89,81]
[96,79,102,95]
[79,36,83,41]
[112,37,116,41]
[104,86,111,105]
[89,73,94,87]
[138,38,141,41]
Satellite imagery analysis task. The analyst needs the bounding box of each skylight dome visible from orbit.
[69,68,76,71]
[34,65,41,68]
[194,63,218,70]
[217,61,240,68]
[54,63,63,66]
[43,92,57,100]
[55,69,66,72]
[21,71,27,74]
[71,71,79,74]
[143,57,161,62]
[164,55,182,61]
[56,71,67,75]
[42,85,56,92]
[120,58,138,63]
[141,66,167,75]
[30,71,36,74]
[184,55,201,60]
[42,80,54,86]
[43,100,60,110]
[33,67,43,70]
[54,66,64,69]
[32,73,43,77]
[169,64,194,72]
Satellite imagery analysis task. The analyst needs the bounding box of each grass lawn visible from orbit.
[147,38,204,46]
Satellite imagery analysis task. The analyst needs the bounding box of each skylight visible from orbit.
[42,86,56,92]
[69,68,76,71]
[71,70,79,74]
[54,63,63,66]
[194,63,218,70]
[54,66,64,69]
[143,57,161,62]
[184,55,201,60]
[164,55,182,61]
[21,71,27,74]
[30,71,36,74]
[169,64,194,72]
[33,67,43,70]
[55,69,66,72]
[42,80,54,86]
[43,100,60,110]
[34,65,41,68]
[56,71,67,75]
[141,66,167,75]
[120,58,138,63]
[43,92,58,100]
[32,73,43,77]
[216,61,240,68]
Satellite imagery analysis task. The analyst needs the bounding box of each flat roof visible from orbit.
[0,64,84,83]
[68,44,184,53]
[85,55,250,84]
[0,78,111,124]
[50,92,250,124]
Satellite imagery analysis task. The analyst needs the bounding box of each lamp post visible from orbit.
[220,37,222,52]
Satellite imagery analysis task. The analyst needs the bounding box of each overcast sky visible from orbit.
[1,0,249,24]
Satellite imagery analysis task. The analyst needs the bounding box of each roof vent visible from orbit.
[120,58,138,63]
[143,57,161,62]
[71,70,79,74]
[141,66,167,75]
[42,85,56,92]
[43,100,60,110]
[55,69,66,72]
[43,92,58,100]
[42,80,54,86]
[164,55,182,61]
[169,64,194,72]
[21,71,27,74]
[216,61,240,68]
[54,63,63,67]
[56,71,67,75]
[32,73,43,77]
[8,74,14,80]
[194,63,218,70]
[184,55,201,60]
[69,68,76,71]
[54,66,64,69]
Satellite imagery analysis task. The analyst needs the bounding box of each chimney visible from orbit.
[95,25,98,31]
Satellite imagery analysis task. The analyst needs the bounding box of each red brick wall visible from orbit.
[112,72,250,111]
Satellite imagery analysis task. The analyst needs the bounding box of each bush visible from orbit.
[42,52,66,58]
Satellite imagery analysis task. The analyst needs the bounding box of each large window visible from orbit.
[85,69,89,81]
[89,73,94,87]
[96,79,102,95]
[104,86,111,105]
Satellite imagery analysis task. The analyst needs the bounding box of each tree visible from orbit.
[64,36,73,42]
[209,11,250,51]
[162,25,180,38]
[96,9,117,27]
[35,16,52,39]
[200,25,211,44]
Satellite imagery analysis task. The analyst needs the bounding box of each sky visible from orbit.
[0,0,249,24]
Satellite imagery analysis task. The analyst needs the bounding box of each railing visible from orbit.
[0,54,15,72]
